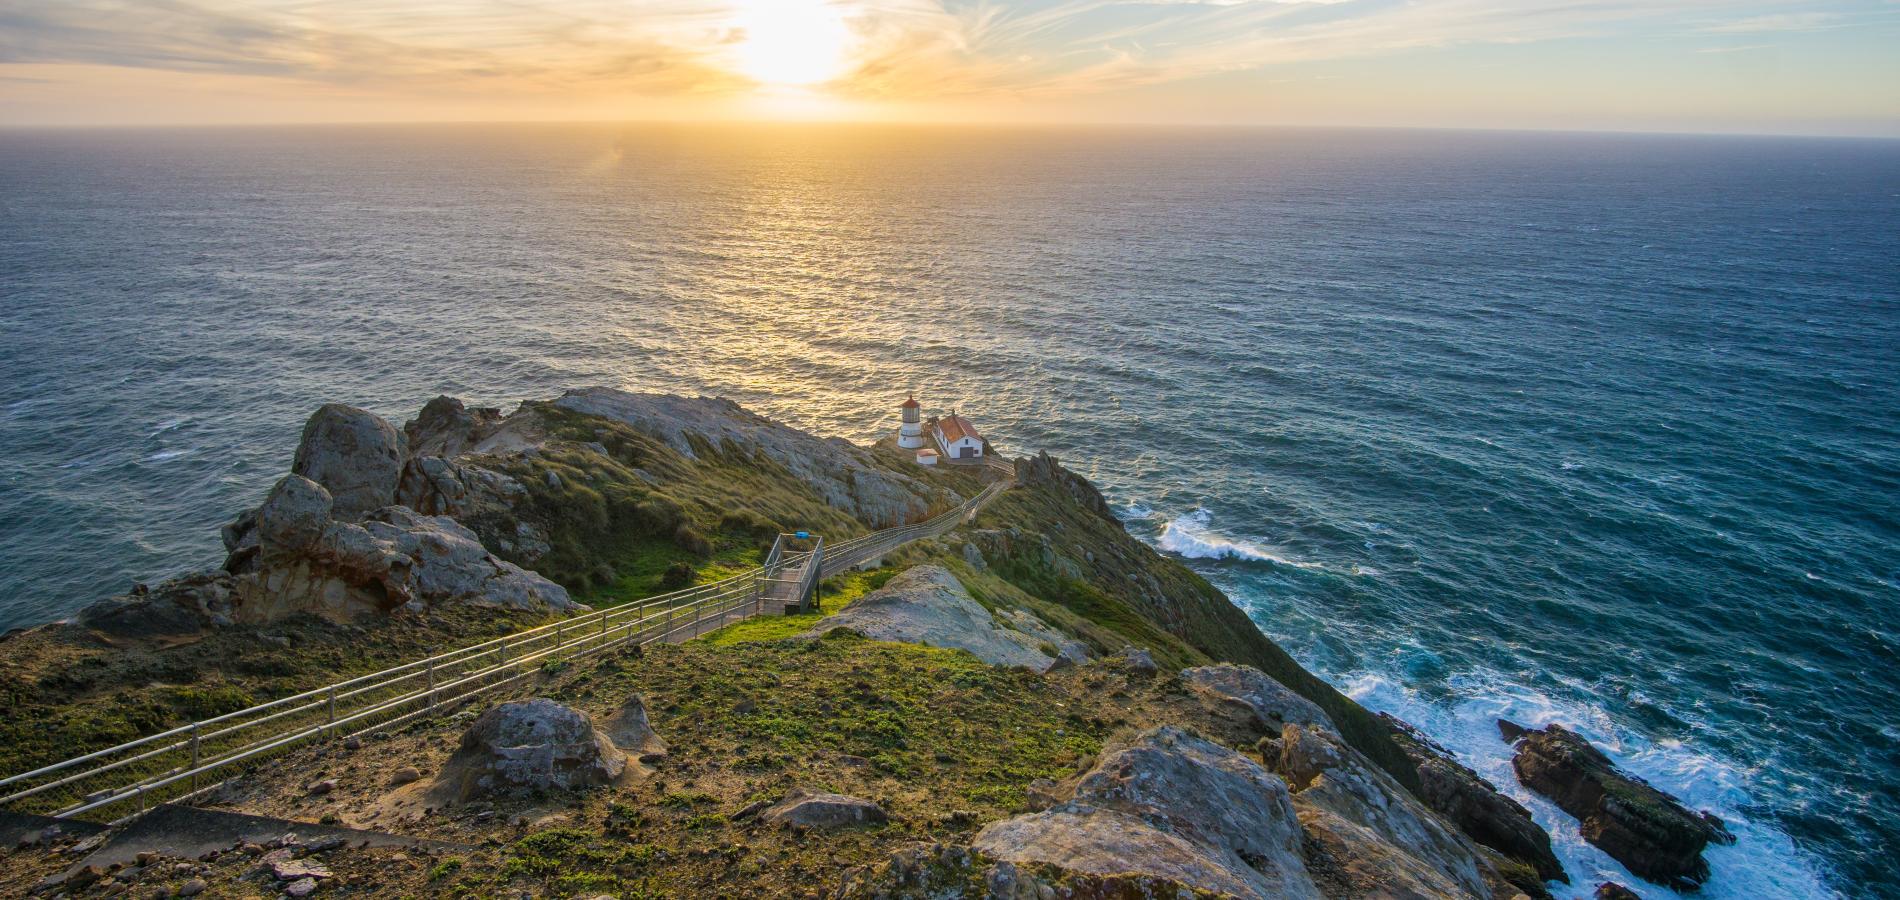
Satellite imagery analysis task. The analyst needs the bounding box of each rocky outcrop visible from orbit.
[1182,663,1336,734]
[433,699,625,801]
[1504,721,1733,892]
[552,388,942,528]
[802,566,1070,671]
[1276,723,1500,899]
[403,396,505,459]
[1383,713,1566,884]
[1014,451,1118,525]
[234,475,579,623]
[974,726,1323,899]
[291,404,407,521]
[761,790,889,829]
[72,570,238,638]
[1596,883,1641,900]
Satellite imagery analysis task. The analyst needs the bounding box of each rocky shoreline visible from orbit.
[1,389,1738,899]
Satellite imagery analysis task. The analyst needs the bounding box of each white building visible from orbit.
[896,394,924,449]
[929,413,985,461]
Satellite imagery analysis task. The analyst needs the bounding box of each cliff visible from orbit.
[0,390,1571,900]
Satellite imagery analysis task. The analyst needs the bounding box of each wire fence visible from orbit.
[0,479,1009,825]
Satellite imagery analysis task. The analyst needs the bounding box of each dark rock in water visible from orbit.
[1498,719,1530,744]
[1595,882,1642,900]
[1014,451,1119,525]
[1380,712,1567,884]
[433,699,625,801]
[1510,723,1734,891]
[74,570,237,637]
[292,404,407,521]
[761,790,888,829]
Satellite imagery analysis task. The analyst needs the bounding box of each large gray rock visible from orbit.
[552,388,943,528]
[235,478,579,623]
[974,726,1323,899]
[1182,663,1335,734]
[802,566,1069,671]
[761,790,888,829]
[1278,723,1495,899]
[434,699,624,801]
[291,404,406,520]
[256,474,333,556]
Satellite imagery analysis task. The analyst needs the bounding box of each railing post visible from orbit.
[327,686,338,731]
[555,620,563,648]
[499,637,508,666]
[188,723,200,793]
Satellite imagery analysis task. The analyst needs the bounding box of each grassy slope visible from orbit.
[164,637,1254,900]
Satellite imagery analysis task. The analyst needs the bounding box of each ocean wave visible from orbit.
[1155,509,1330,571]
[1341,670,1839,900]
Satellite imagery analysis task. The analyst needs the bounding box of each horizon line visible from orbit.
[2,117,1897,142]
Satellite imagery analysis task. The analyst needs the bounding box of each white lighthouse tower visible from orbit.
[897,393,924,449]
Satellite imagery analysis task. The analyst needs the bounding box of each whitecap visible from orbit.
[1561,460,1583,470]
[1155,509,1327,571]
[145,449,191,462]
[1341,670,1840,900]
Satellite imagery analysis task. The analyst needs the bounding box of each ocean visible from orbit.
[0,124,1894,897]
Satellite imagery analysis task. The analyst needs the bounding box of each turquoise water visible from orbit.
[1,125,1894,897]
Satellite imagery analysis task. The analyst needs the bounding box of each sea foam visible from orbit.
[1156,508,1327,571]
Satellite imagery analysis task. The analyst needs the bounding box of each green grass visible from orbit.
[695,567,896,647]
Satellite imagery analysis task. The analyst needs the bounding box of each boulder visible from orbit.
[1277,723,1495,899]
[602,694,668,765]
[72,570,237,637]
[291,404,407,520]
[1182,663,1335,734]
[760,790,888,829]
[1507,723,1733,891]
[433,699,625,801]
[1595,884,1641,900]
[256,474,333,556]
[403,396,505,459]
[1116,646,1159,675]
[1382,713,1566,883]
[974,726,1323,899]
[801,566,1070,672]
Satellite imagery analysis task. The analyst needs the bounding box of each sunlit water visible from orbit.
[2,125,1895,897]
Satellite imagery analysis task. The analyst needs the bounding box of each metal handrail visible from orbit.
[1,474,1011,822]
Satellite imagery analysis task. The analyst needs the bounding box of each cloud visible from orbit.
[1702,12,1842,34]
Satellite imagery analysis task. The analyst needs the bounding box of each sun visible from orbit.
[727,0,853,87]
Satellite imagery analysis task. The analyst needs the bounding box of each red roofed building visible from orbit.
[929,413,985,461]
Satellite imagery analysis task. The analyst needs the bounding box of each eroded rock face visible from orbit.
[435,699,624,801]
[1278,723,1496,899]
[234,476,579,623]
[1506,722,1733,891]
[974,726,1324,900]
[802,566,1070,672]
[761,790,888,829]
[291,404,407,521]
[1383,713,1566,884]
[552,388,942,528]
[1182,663,1336,735]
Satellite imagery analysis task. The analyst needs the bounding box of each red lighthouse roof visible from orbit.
[900,393,920,409]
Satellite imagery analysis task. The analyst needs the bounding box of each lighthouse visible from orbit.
[897,393,924,449]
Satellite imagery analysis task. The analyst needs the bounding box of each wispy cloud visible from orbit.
[1702,12,1842,34]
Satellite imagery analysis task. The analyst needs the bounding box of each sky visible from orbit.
[1,0,1897,136]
